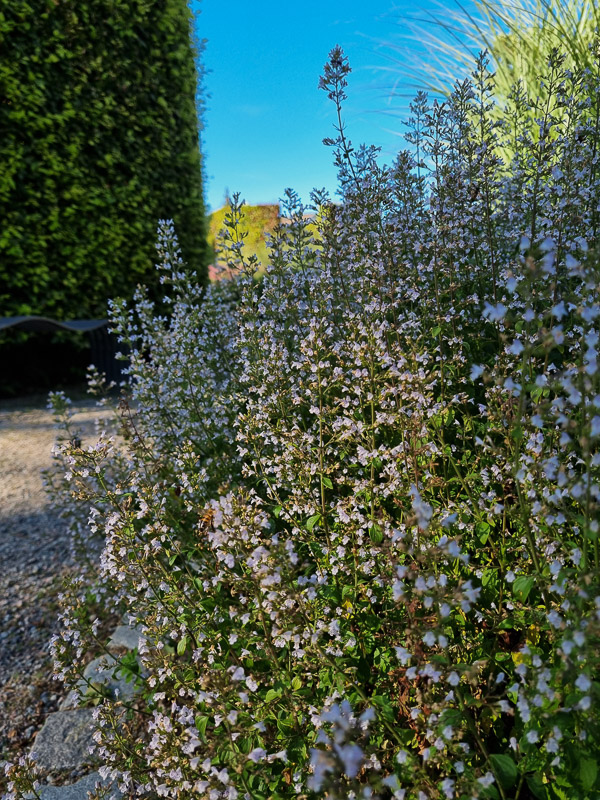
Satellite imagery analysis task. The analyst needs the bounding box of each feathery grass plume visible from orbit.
[379,0,600,154]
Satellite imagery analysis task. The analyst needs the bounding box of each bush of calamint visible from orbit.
[6,45,600,800]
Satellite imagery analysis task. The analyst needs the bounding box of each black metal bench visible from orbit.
[0,316,123,384]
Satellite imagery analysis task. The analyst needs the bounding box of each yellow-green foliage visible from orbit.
[207,203,279,277]
[208,202,324,279]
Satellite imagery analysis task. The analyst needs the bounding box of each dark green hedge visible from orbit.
[0,0,209,320]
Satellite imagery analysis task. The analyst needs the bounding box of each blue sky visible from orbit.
[193,1,480,212]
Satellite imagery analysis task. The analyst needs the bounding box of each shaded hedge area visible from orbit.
[0,0,210,321]
[0,332,91,397]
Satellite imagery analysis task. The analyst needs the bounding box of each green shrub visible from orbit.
[0,0,209,321]
[8,46,600,800]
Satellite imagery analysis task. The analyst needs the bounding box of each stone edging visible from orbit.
[26,625,146,799]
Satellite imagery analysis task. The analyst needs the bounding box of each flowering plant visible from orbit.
[7,44,600,800]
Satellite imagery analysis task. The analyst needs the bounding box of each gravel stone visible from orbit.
[29,709,96,771]
[25,770,122,800]
[81,654,136,701]
[107,625,146,652]
[0,395,113,761]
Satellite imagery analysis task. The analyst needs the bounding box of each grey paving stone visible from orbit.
[80,654,136,702]
[82,653,116,678]
[60,647,141,709]
[26,771,122,799]
[58,689,80,711]
[107,625,145,651]
[30,709,96,771]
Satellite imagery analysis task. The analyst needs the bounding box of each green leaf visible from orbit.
[512,575,534,602]
[497,619,514,630]
[511,425,524,443]
[118,650,140,682]
[265,688,281,703]
[526,774,549,799]
[584,525,598,541]
[277,717,294,735]
[342,585,355,601]
[273,505,283,518]
[580,757,598,791]
[480,786,500,799]
[291,676,302,691]
[489,754,518,790]
[195,715,209,737]
[177,636,188,656]
[369,523,383,544]
[482,568,497,587]
[440,708,463,728]
[306,514,321,532]
[548,784,570,800]
[322,476,333,489]
[370,694,395,723]
[287,735,307,761]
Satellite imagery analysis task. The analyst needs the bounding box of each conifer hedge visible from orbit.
[0,0,209,320]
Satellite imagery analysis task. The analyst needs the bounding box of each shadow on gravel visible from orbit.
[0,508,70,571]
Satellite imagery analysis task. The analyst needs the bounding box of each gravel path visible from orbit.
[0,394,113,759]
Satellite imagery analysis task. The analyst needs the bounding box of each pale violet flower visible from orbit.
[540,236,555,253]
[335,743,364,778]
[248,748,266,762]
[562,639,574,655]
[547,610,562,629]
[483,301,508,322]
[410,484,433,530]
[552,300,567,320]
[575,674,591,692]
[478,772,495,788]
[573,630,585,646]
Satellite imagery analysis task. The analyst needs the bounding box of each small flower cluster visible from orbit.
[6,44,600,800]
